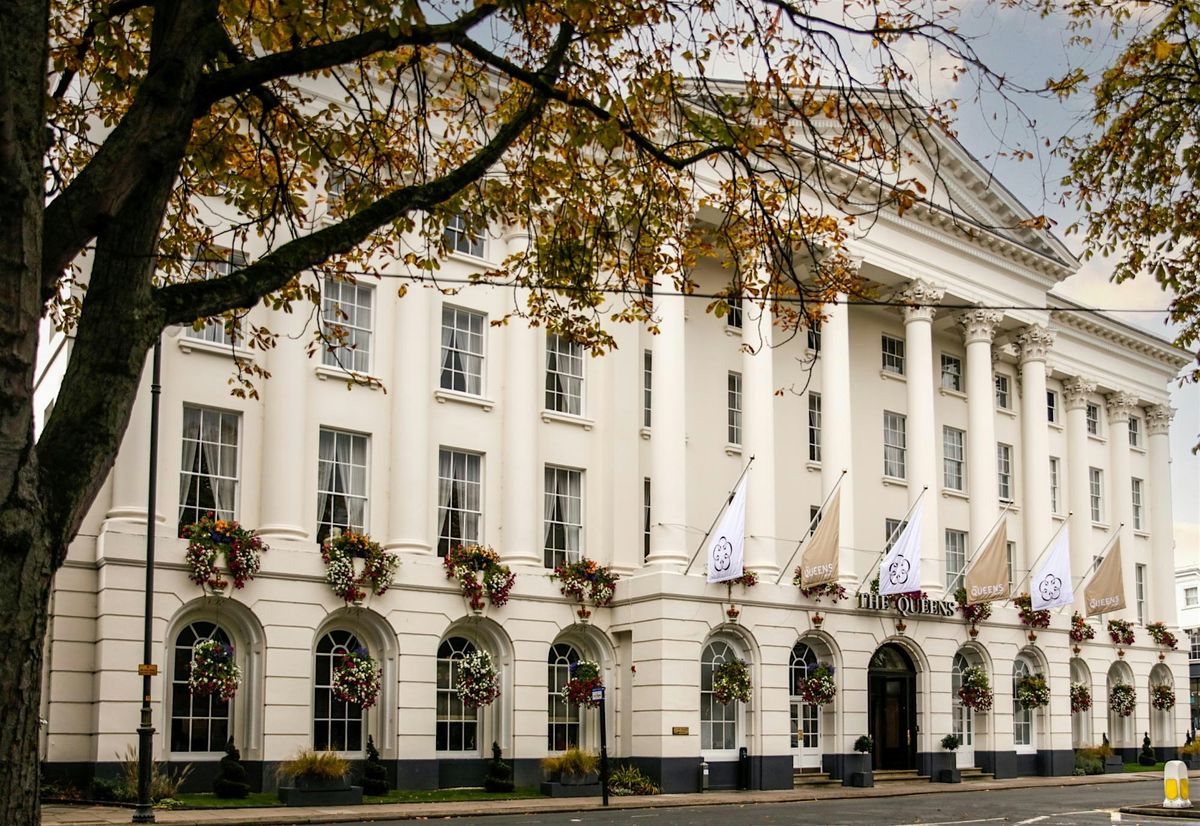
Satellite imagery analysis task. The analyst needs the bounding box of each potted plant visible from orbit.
[1139,732,1158,767]
[712,659,752,705]
[1150,684,1175,711]
[796,663,837,706]
[182,513,268,594]
[1069,612,1095,653]
[1013,594,1050,640]
[277,749,361,805]
[1015,673,1050,710]
[444,544,515,612]
[456,650,501,709]
[540,748,601,797]
[1181,737,1200,770]
[1146,621,1178,652]
[1070,681,1092,714]
[1107,618,1135,653]
[331,647,382,709]
[957,666,993,712]
[552,558,620,621]
[212,738,250,799]
[796,575,848,604]
[188,639,240,701]
[561,660,603,708]
[935,734,962,783]
[844,735,874,787]
[1109,682,1136,718]
[954,587,992,633]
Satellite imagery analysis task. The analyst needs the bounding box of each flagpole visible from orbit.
[682,455,755,576]
[775,469,847,584]
[959,499,1014,579]
[1005,513,1074,604]
[854,486,928,596]
[1069,523,1124,592]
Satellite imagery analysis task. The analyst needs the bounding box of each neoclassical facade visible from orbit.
[36,140,1192,794]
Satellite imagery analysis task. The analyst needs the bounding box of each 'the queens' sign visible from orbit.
[856,592,956,617]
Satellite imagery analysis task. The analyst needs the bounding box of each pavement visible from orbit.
[40,770,1200,826]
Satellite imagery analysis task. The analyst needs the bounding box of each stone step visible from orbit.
[792,770,839,788]
[872,769,928,783]
[959,767,994,782]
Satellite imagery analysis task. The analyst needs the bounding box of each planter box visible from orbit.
[842,754,873,788]
[540,781,601,798]
[1103,756,1125,774]
[937,768,962,784]
[278,776,363,806]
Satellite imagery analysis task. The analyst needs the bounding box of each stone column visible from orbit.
[105,363,154,523]
[1146,405,1177,625]
[822,291,856,587]
[901,279,945,595]
[1016,325,1055,569]
[958,310,1002,561]
[384,283,432,554]
[647,259,688,569]
[257,306,309,542]
[1106,391,1138,621]
[742,297,778,578]
[501,229,543,567]
[1063,377,1096,610]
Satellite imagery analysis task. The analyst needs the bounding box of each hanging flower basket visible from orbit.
[1109,682,1135,717]
[188,639,241,701]
[1145,622,1178,650]
[456,650,501,709]
[958,666,993,712]
[1070,681,1092,713]
[444,545,515,611]
[551,558,620,609]
[1013,594,1051,630]
[1150,684,1175,711]
[954,587,992,626]
[1069,612,1096,645]
[561,660,603,708]
[712,659,752,705]
[1107,619,1135,647]
[331,648,381,709]
[183,514,268,592]
[796,663,837,706]
[795,575,848,604]
[1015,673,1050,710]
[321,532,399,603]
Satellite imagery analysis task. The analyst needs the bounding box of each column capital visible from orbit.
[1062,376,1096,410]
[1016,324,1055,365]
[899,279,945,323]
[1146,404,1175,435]
[957,308,1003,344]
[1105,391,1139,424]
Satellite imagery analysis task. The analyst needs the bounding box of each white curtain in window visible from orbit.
[199,412,230,518]
[179,409,201,508]
[438,449,454,522]
[317,430,337,527]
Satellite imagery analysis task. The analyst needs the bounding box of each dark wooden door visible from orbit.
[869,672,916,770]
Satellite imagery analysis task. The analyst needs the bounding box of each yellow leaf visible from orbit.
[1154,40,1174,61]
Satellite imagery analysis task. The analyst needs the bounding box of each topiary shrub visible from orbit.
[361,736,389,796]
[1139,732,1157,766]
[212,738,251,799]
[484,741,514,793]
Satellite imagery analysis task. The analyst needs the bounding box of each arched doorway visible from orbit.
[869,643,917,771]
[950,652,976,769]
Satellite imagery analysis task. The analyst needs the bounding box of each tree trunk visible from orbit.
[0,525,54,824]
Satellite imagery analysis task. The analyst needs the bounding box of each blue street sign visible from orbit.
[591,686,605,701]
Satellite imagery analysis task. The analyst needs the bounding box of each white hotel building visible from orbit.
[36,136,1192,793]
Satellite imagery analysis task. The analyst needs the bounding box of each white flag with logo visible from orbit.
[706,475,747,584]
[879,501,922,596]
[1031,526,1073,611]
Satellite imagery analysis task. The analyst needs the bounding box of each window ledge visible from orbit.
[882,475,908,487]
[1131,445,1146,455]
[996,406,1017,418]
[1091,521,1111,530]
[1134,529,1150,539]
[446,249,491,268]
[1088,434,1107,444]
[176,335,256,361]
[1052,512,1066,522]
[434,389,495,411]
[880,369,907,383]
[805,460,822,472]
[724,325,743,337]
[640,426,651,440]
[999,500,1020,514]
[939,387,967,400]
[725,442,743,456]
[314,364,381,388]
[941,488,968,501]
[541,410,594,430]
[1048,421,1064,432]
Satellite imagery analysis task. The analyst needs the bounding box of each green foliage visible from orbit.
[941,734,960,751]
[1139,732,1157,766]
[1073,753,1103,776]
[1183,739,1200,756]
[854,735,874,754]
[484,741,514,793]
[361,736,390,797]
[541,748,598,777]
[213,738,250,799]
[607,763,660,796]
[277,750,349,782]
[102,746,193,803]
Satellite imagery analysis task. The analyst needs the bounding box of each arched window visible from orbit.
[437,637,478,753]
[1012,657,1034,752]
[314,629,364,753]
[547,643,581,751]
[701,640,739,751]
[170,621,232,753]
[789,643,819,752]
[951,653,974,752]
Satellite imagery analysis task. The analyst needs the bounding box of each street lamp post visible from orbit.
[133,339,162,823]
[591,685,609,807]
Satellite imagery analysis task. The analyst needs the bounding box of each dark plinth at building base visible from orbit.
[849,771,874,787]
[839,753,873,787]
[937,768,961,783]
[278,785,363,806]
[541,781,601,797]
[1104,756,1126,774]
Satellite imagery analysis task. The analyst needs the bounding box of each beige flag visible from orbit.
[1085,540,1126,616]
[964,522,1009,604]
[800,490,841,588]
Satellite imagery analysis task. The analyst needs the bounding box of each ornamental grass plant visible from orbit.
[277,750,350,782]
